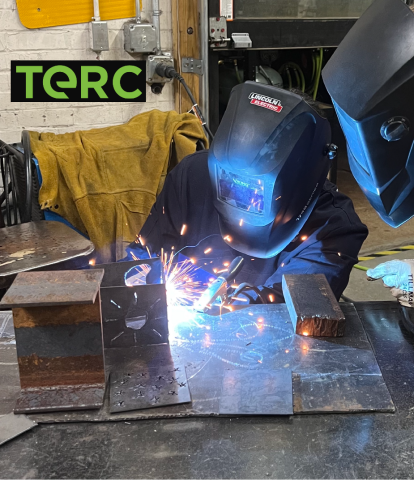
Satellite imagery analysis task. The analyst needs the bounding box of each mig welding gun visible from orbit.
[194,256,266,313]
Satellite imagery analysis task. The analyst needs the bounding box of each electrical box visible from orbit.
[124,22,157,54]
[232,33,252,49]
[90,21,109,53]
[146,55,174,84]
[209,17,229,47]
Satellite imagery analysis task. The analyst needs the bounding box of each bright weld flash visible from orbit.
[301,235,308,241]
[204,247,212,254]
[268,294,274,302]
[239,219,244,227]
[138,235,145,246]
[224,235,232,242]
[223,262,229,267]
[190,258,196,264]
[89,259,96,266]
[180,224,187,235]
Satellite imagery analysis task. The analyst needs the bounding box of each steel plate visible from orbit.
[0,303,395,422]
[0,269,104,307]
[0,221,94,278]
[110,365,191,413]
[0,413,37,445]
[14,384,106,414]
[219,369,293,415]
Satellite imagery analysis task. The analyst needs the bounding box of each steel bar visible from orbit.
[0,270,106,413]
[282,274,346,337]
[110,364,190,413]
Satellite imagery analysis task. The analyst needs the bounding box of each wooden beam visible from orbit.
[172,0,201,113]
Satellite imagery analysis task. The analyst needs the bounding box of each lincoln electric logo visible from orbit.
[11,61,146,102]
[249,92,283,113]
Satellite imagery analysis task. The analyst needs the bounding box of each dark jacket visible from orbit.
[127,151,368,302]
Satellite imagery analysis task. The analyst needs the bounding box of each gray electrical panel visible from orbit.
[124,22,158,54]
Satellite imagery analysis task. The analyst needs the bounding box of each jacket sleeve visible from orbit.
[256,221,368,303]
[256,181,368,303]
[125,161,185,259]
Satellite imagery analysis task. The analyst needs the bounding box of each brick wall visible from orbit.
[0,0,174,143]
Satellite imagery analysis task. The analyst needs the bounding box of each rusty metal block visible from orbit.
[0,269,106,414]
[92,259,168,348]
[282,274,346,337]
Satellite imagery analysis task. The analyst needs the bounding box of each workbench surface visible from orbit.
[1,301,414,479]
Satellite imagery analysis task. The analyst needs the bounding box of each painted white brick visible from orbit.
[160,29,172,50]
[16,108,75,128]
[73,105,125,125]
[0,111,18,129]
[0,10,23,31]
[0,0,16,10]
[121,101,156,121]
[108,29,124,50]
[7,31,80,51]
[0,130,22,144]
[0,72,10,93]
[0,1,174,139]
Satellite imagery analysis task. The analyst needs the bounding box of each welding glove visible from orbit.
[367,260,414,307]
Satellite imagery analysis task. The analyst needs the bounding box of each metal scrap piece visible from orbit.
[14,384,106,414]
[0,413,37,445]
[0,269,104,308]
[110,365,191,413]
[292,372,395,413]
[0,221,94,278]
[282,274,346,337]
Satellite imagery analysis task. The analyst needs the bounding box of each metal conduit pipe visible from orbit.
[93,0,100,21]
[135,0,142,23]
[199,0,210,126]
[152,0,162,54]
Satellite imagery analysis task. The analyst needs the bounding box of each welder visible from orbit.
[322,0,414,308]
[126,81,368,304]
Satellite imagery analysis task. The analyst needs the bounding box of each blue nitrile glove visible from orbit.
[367,260,414,307]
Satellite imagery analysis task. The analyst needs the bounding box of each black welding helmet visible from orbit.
[208,81,332,258]
[323,0,414,228]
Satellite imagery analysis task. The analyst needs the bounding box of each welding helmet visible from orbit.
[323,0,414,228]
[208,81,333,258]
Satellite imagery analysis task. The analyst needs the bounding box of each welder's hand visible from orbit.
[367,260,414,307]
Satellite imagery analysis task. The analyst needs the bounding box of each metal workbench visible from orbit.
[1,301,414,478]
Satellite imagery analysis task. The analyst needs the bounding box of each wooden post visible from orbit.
[172,0,201,113]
